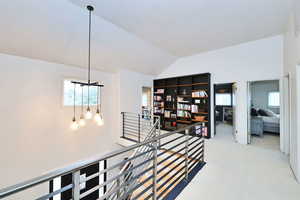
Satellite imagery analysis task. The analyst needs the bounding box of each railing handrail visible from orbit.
[0,119,202,198]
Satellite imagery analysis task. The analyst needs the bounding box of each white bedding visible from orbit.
[259,116,280,124]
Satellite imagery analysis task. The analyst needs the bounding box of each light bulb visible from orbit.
[79,115,86,127]
[85,107,93,119]
[94,109,101,122]
[70,118,79,130]
[97,116,104,126]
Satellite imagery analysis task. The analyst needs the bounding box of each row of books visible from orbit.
[154,102,164,107]
[177,103,191,110]
[154,95,163,101]
[177,110,191,118]
[192,90,208,98]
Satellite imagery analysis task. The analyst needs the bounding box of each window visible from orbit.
[63,80,99,106]
[268,91,280,107]
[216,93,232,106]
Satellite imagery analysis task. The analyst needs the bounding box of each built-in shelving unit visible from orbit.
[153,73,211,138]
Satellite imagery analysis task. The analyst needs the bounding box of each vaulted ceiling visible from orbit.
[0,0,293,75]
[0,0,176,75]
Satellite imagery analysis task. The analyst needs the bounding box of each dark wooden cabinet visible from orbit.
[153,73,211,138]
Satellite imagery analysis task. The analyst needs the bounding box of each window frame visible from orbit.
[62,78,100,107]
[215,93,232,106]
[268,91,280,108]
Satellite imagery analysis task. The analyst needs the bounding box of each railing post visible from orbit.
[152,140,158,200]
[138,114,141,143]
[184,129,189,181]
[122,112,125,138]
[158,116,161,147]
[72,171,80,200]
[116,177,120,198]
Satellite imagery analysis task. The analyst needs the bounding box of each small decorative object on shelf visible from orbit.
[155,89,164,94]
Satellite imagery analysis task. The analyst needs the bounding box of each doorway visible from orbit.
[214,83,236,140]
[248,80,281,150]
[142,87,152,118]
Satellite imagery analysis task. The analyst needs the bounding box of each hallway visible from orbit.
[176,127,300,200]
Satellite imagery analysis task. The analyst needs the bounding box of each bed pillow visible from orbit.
[264,109,278,117]
[251,108,258,116]
[257,109,269,116]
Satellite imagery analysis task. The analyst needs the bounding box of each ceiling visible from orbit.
[0,0,293,75]
[0,0,176,75]
[71,0,292,57]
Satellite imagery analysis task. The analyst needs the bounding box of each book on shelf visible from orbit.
[192,90,208,98]
[177,103,191,110]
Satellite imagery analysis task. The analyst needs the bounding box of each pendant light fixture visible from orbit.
[94,87,104,126]
[79,86,86,127]
[71,84,79,130]
[70,5,104,130]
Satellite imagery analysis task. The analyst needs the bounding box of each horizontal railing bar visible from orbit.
[95,156,154,190]
[157,146,186,166]
[157,170,185,199]
[35,184,73,200]
[188,150,203,165]
[159,134,186,147]
[188,156,201,171]
[0,121,202,198]
[95,149,154,178]
[98,178,130,200]
[115,166,155,200]
[157,159,185,183]
[130,166,154,181]
[158,140,187,158]
[188,151,203,165]
[157,153,184,175]
[123,131,138,136]
[124,126,139,132]
[188,141,203,154]
[131,180,153,200]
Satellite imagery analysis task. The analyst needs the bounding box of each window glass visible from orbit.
[268,92,280,107]
[216,93,232,106]
[63,80,99,106]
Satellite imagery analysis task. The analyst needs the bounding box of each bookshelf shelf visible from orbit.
[153,73,211,138]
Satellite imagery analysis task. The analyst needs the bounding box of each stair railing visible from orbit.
[121,112,161,143]
[0,114,204,200]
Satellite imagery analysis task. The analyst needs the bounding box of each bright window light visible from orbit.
[63,80,99,106]
[216,93,232,106]
[268,92,280,107]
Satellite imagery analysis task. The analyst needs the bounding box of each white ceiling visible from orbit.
[0,0,176,75]
[71,0,292,57]
[0,0,293,75]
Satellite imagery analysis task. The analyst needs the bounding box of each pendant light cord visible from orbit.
[73,84,76,119]
[81,86,84,114]
[87,7,92,108]
[88,7,92,84]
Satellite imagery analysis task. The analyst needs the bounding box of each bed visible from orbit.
[251,108,280,136]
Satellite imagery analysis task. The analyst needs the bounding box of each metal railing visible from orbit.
[121,112,160,143]
[0,113,205,200]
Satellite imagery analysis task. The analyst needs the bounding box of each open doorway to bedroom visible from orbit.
[248,80,280,150]
[214,83,236,141]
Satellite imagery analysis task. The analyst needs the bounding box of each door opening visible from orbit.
[214,83,236,141]
[247,80,281,150]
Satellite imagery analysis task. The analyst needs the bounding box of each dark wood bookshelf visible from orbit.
[153,73,211,138]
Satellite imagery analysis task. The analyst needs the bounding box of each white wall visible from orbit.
[250,80,280,114]
[114,69,154,139]
[283,11,300,181]
[0,53,118,192]
[158,35,283,144]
